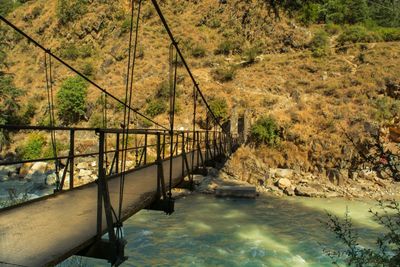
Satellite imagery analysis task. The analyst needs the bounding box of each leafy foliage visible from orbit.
[145,99,167,117]
[212,65,237,82]
[309,30,330,57]
[250,116,279,146]
[191,45,206,58]
[208,97,228,123]
[215,39,242,55]
[0,75,25,125]
[60,43,93,60]
[323,201,400,266]
[279,0,400,27]
[16,132,46,160]
[337,25,382,45]
[0,0,20,17]
[57,0,89,25]
[56,76,88,124]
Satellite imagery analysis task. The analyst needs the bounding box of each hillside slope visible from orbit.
[1,0,399,189]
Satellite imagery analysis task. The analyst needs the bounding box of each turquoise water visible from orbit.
[63,194,383,266]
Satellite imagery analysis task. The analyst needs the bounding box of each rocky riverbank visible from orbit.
[189,148,400,200]
[0,157,137,199]
[172,164,399,201]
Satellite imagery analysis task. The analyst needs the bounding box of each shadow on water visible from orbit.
[65,194,386,267]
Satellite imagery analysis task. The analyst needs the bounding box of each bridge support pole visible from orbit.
[78,130,127,266]
[176,132,194,190]
[145,133,174,215]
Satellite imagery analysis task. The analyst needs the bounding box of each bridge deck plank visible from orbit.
[0,151,206,267]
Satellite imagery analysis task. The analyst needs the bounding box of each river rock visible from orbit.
[29,162,48,175]
[78,169,92,177]
[45,173,58,186]
[276,178,292,190]
[283,187,295,196]
[295,185,318,197]
[273,168,294,179]
[19,163,33,178]
[358,169,377,181]
[76,162,89,169]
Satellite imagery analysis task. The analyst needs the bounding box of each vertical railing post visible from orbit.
[116,133,120,173]
[156,133,161,198]
[181,132,185,177]
[97,130,104,239]
[162,133,166,160]
[69,129,75,190]
[144,132,147,165]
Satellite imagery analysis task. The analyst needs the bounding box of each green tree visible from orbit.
[346,0,369,24]
[0,75,24,125]
[56,76,88,124]
[250,116,279,146]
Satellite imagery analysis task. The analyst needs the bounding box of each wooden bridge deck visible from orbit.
[0,150,207,267]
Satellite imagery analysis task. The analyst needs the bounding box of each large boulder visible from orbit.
[19,162,33,178]
[271,168,294,179]
[28,162,48,175]
[76,162,89,170]
[295,185,318,197]
[276,178,292,190]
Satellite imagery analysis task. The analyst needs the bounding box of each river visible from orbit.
[60,194,384,267]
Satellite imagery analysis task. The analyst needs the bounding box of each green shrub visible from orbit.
[337,25,382,45]
[244,46,261,64]
[17,133,46,160]
[156,81,170,99]
[60,44,80,60]
[209,98,228,122]
[81,62,94,77]
[60,44,93,60]
[57,0,89,25]
[191,45,206,58]
[139,117,153,128]
[89,113,103,128]
[207,18,221,29]
[325,23,341,35]
[309,30,330,57]
[20,103,36,124]
[145,99,167,117]
[215,39,242,55]
[212,65,236,82]
[250,116,279,146]
[376,27,400,42]
[120,17,131,34]
[56,76,88,124]
[373,96,400,122]
[0,0,19,16]
[324,201,400,266]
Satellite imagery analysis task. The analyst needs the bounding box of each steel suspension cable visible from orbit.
[150,0,228,135]
[118,0,142,235]
[168,43,178,198]
[0,15,167,131]
[44,52,60,190]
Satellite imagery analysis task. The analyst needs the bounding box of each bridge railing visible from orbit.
[0,125,229,202]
